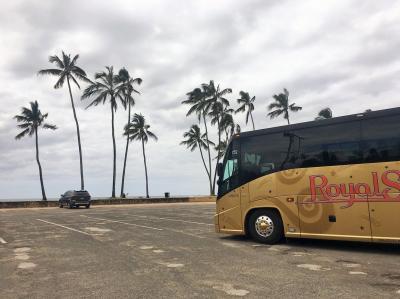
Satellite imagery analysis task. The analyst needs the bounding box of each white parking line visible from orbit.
[149,216,213,226]
[82,215,210,239]
[81,216,163,231]
[110,214,213,226]
[36,219,93,236]
[0,237,7,244]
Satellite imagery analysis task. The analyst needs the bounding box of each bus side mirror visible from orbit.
[217,163,223,178]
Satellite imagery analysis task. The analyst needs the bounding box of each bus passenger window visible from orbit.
[241,152,262,182]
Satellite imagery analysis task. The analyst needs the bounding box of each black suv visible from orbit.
[59,190,91,209]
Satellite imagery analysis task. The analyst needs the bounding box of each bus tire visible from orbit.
[248,209,283,244]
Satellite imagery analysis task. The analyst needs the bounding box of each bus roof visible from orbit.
[237,106,400,139]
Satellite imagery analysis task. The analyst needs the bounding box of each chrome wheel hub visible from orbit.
[255,215,274,237]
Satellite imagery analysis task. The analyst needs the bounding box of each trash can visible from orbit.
[164,192,170,198]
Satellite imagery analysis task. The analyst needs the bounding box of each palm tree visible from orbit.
[181,125,214,179]
[14,101,57,201]
[124,114,157,198]
[267,88,302,125]
[214,140,228,161]
[235,91,255,130]
[38,51,90,191]
[315,108,332,120]
[182,87,213,194]
[116,68,142,198]
[203,80,232,194]
[219,110,235,143]
[81,66,124,198]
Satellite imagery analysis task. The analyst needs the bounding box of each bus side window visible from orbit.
[295,121,362,167]
[241,152,262,182]
[361,114,400,162]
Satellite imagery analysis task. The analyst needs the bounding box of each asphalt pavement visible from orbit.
[1,202,400,298]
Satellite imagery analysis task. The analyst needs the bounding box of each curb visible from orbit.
[0,196,216,209]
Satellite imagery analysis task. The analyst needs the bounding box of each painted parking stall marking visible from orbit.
[36,219,94,235]
[81,215,163,231]
[81,215,209,239]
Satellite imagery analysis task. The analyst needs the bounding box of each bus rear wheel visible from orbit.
[248,209,283,244]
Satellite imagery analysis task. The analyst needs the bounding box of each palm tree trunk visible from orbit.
[212,118,221,194]
[250,111,255,130]
[142,138,149,198]
[120,101,131,198]
[286,110,290,125]
[111,104,116,198]
[198,145,210,178]
[35,128,47,201]
[67,76,84,190]
[202,112,213,195]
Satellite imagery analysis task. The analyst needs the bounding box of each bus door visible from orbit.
[298,198,372,241]
[297,174,372,241]
[360,116,400,242]
[217,140,243,232]
[369,199,400,242]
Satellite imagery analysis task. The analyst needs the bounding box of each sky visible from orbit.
[0,0,400,200]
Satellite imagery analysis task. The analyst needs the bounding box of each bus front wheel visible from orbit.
[248,209,283,244]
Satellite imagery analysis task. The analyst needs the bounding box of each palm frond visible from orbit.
[62,51,70,68]
[132,77,142,85]
[268,102,282,110]
[289,103,302,112]
[72,67,91,83]
[54,73,66,89]
[15,128,30,140]
[235,105,246,113]
[70,54,79,67]
[86,92,108,109]
[17,122,31,129]
[48,55,64,69]
[267,109,284,119]
[13,115,29,122]
[147,130,158,141]
[43,123,57,130]
[37,68,63,77]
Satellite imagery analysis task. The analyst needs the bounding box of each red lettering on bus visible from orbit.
[309,175,328,202]
[306,170,400,208]
[381,170,400,200]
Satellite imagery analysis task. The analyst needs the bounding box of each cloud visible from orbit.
[0,0,400,199]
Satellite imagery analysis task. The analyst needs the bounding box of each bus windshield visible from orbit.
[218,140,239,197]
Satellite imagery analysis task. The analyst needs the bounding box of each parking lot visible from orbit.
[1,202,400,298]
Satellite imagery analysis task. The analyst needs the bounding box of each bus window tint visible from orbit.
[239,121,363,185]
[240,133,292,184]
[296,121,362,167]
[361,114,400,162]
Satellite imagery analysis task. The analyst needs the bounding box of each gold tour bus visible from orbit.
[215,107,400,244]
